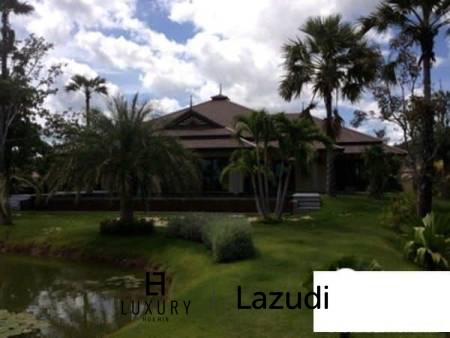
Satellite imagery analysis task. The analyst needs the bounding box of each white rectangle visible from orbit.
[314,271,450,333]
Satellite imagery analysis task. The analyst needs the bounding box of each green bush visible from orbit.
[100,218,154,236]
[166,214,207,242]
[404,213,450,270]
[210,221,255,263]
[385,193,420,231]
[166,214,255,263]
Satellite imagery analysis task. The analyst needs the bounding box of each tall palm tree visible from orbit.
[1,0,33,79]
[50,94,199,223]
[0,0,33,225]
[279,15,380,196]
[65,75,109,127]
[361,1,450,217]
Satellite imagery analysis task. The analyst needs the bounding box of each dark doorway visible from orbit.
[335,155,368,192]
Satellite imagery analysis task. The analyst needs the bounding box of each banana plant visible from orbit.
[404,213,450,270]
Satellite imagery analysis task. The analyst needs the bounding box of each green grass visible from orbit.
[1,196,449,338]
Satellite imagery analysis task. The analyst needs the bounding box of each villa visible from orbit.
[156,92,406,196]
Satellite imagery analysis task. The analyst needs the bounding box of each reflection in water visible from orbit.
[0,255,147,338]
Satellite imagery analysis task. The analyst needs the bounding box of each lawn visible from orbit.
[1,196,449,338]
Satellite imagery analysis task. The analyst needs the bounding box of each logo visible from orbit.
[120,272,191,323]
[237,285,329,310]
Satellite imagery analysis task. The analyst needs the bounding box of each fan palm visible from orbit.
[65,75,109,127]
[280,15,380,196]
[361,1,450,216]
[50,94,199,223]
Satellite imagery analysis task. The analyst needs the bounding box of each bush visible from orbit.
[166,214,207,242]
[166,214,255,263]
[404,213,450,270]
[210,220,255,263]
[100,218,155,236]
[385,193,420,231]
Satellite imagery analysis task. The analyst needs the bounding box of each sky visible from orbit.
[10,0,450,143]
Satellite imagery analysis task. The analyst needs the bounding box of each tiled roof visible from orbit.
[154,98,253,130]
[155,96,406,154]
[179,138,252,150]
[343,144,407,155]
[164,128,232,138]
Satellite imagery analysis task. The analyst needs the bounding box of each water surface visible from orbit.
[0,254,146,338]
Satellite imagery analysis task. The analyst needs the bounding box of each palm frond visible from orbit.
[1,0,34,14]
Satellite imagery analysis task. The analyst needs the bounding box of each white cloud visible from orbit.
[14,0,433,144]
[150,97,182,115]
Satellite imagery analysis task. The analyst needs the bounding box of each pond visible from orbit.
[0,254,149,338]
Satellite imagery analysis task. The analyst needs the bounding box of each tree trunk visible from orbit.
[274,162,285,217]
[85,91,91,128]
[0,13,12,225]
[417,51,434,217]
[263,145,271,213]
[256,171,269,218]
[324,93,336,197]
[0,144,12,225]
[1,11,9,80]
[275,165,292,221]
[255,147,268,216]
[119,180,134,223]
[251,174,264,217]
[443,158,450,199]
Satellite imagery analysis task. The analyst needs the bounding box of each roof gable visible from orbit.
[156,99,254,130]
[165,110,223,130]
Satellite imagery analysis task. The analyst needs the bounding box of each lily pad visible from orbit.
[0,309,47,338]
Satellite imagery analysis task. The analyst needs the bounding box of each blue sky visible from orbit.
[12,0,450,142]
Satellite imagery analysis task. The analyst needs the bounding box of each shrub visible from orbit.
[404,213,450,270]
[385,193,420,231]
[166,214,208,242]
[210,220,255,263]
[200,220,215,250]
[100,218,154,236]
[166,214,255,263]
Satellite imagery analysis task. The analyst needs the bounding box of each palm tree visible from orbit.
[1,0,33,78]
[273,113,330,220]
[221,149,264,216]
[225,108,329,221]
[233,110,276,217]
[279,15,380,196]
[361,1,450,217]
[0,0,33,225]
[65,75,109,127]
[50,94,199,223]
